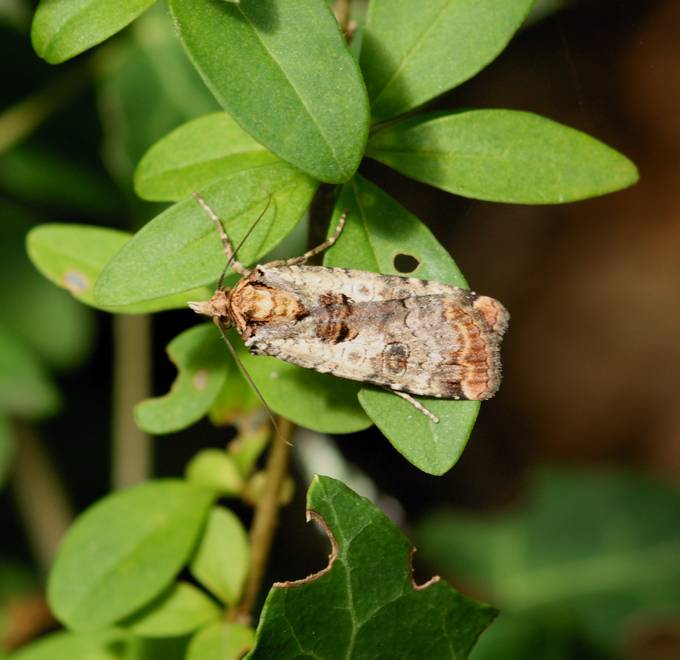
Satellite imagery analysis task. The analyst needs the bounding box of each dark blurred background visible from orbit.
[1,0,679,658]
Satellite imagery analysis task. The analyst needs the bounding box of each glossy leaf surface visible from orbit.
[169,0,369,182]
[248,476,496,658]
[368,110,639,203]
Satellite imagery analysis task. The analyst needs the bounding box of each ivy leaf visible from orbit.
[417,469,680,656]
[121,581,221,637]
[10,630,121,660]
[247,476,496,659]
[26,224,211,313]
[169,0,369,183]
[48,480,213,630]
[134,325,230,435]
[189,507,249,607]
[135,113,280,202]
[323,176,479,475]
[238,351,372,435]
[31,0,157,64]
[367,110,639,204]
[361,0,534,122]
[0,324,59,419]
[94,163,317,307]
[187,622,255,660]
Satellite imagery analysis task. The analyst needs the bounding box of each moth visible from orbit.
[189,194,509,423]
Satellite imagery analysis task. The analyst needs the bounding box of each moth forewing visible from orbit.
[189,196,509,423]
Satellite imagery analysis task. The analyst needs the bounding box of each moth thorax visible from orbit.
[232,284,305,323]
[188,289,230,318]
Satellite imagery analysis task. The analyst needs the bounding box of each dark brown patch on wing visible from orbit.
[382,342,409,375]
[315,292,359,344]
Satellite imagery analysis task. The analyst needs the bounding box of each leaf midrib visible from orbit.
[236,5,342,172]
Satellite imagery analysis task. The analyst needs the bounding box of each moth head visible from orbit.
[188,289,231,322]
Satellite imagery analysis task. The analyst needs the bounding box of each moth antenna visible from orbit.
[213,318,282,440]
[217,193,273,289]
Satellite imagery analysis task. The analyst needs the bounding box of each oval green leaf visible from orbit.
[26,224,211,313]
[362,0,534,122]
[94,163,317,307]
[122,581,221,637]
[189,507,249,607]
[323,176,479,475]
[10,631,121,660]
[239,351,372,435]
[135,113,280,202]
[367,110,639,204]
[31,0,157,64]
[186,449,245,497]
[169,0,369,182]
[248,476,496,658]
[135,325,230,434]
[48,480,213,630]
[187,622,255,660]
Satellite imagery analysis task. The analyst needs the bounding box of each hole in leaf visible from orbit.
[393,253,420,274]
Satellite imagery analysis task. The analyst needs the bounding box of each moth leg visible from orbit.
[274,208,348,267]
[192,192,249,277]
[390,389,440,424]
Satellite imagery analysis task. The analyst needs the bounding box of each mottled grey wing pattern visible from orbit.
[240,265,507,400]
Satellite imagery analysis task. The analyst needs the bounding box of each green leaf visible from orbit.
[417,469,680,655]
[186,449,245,497]
[134,325,230,435]
[122,581,220,637]
[323,176,479,475]
[94,163,317,307]
[239,352,372,434]
[228,425,270,477]
[48,480,213,630]
[135,113,280,202]
[361,0,535,121]
[169,0,369,182]
[0,416,14,487]
[31,0,157,64]
[187,622,255,660]
[367,110,639,203]
[208,369,261,427]
[248,476,496,659]
[0,324,59,419]
[189,507,249,607]
[26,224,211,313]
[10,631,121,660]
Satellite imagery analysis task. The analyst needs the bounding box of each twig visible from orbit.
[111,314,152,489]
[237,417,294,620]
[10,422,73,573]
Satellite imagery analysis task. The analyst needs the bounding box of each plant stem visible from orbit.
[111,314,152,489]
[237,416,294,621]
[10,422,73,573]
[333,0,352,34]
